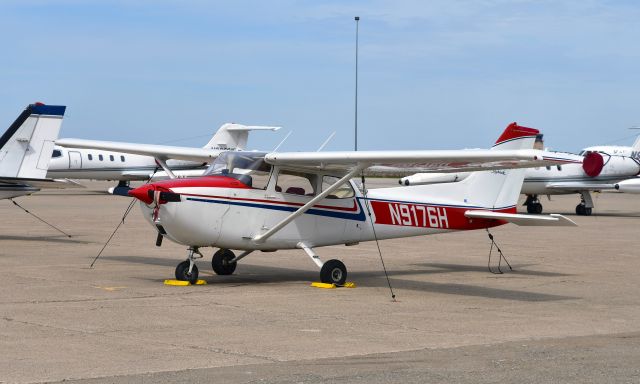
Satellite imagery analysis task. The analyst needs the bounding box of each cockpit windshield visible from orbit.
[204,151,271,189]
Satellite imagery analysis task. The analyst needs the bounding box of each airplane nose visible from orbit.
[128,185,154,204]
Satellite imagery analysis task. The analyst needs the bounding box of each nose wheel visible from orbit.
[175,261,199,284]
[174,247,203,284]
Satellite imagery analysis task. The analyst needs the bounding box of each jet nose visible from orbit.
[128,184,154,204]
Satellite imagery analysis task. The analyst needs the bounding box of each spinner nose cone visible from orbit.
[128,184,154,204]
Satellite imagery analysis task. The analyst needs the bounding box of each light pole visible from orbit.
[354,16,360,151]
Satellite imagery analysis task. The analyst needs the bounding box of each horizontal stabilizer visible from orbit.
[464,210,577,226]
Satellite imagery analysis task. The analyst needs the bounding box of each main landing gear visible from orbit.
[575,191,594,216]
[524,195,543,214]
[174,247,253,283]
[298,242,348,285]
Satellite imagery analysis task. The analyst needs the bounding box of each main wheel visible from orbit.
[576,204,586,215]
[212,249,237,275]
[584,207,592,216]
[526,204,536,214]
[175,260,199,284]
[534,203,543,214]
[320,259,347,285]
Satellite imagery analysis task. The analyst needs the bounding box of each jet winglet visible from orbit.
[464,210,577,226]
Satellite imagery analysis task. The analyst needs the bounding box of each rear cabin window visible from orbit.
[120,156,125,162]
[88,154,93,160]
[276,170,317,196]
[109,155,114,161]
[322,176,355,199]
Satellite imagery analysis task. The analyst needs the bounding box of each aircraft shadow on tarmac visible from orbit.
[0,234,92,244]
[103,255,578,302]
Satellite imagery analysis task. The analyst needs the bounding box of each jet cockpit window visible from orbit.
[51,149,62,158]
[204,151,271,190]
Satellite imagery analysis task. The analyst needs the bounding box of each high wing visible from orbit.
[55,139,220,163]
[263,149,575,175]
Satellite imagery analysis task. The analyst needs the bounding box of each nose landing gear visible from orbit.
[174,247,203,284]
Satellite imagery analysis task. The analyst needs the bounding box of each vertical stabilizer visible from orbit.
[0,103,66,179]
[202,123,280,151]
[390,123,539,210]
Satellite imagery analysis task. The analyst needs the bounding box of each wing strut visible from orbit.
[154,158,176,179]
[253,164,367,243]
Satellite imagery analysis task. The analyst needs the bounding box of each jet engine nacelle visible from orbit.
[615,178,640,193]
[399,172,470,186]
[597,155,640,178]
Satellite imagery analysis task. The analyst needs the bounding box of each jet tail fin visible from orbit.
[0,103,66,179]
[632,134,640,150]
[202,123,280,151]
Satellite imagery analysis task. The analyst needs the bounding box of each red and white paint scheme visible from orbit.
[78,123,578,285]
[400,135,640,216]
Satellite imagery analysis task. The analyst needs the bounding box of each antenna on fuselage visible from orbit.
[317,132,336,151]
[272,131,292,152]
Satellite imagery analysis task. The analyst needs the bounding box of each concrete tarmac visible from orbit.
[1,181,639,383]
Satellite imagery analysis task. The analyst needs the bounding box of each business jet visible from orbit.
[0,103,69,199]
[63,122,578,284]
[400,136,640,216]
[51,124,280,182]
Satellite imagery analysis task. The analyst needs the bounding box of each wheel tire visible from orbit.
[535,203,543,214]
[212,249,237,275]
[584,207,592,216]
[320,259,347,285]
[576,204,585,215]
[175,260,199,284]
[526,204,535,214]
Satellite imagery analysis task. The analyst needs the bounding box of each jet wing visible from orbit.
[546,182,616,192]
[55,139,221,163]
[264,149,577,174]
[0,177,84,189]
[464,211,577,226]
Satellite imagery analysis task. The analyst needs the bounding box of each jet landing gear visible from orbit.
[575,191,594,216]
[175,247,203,284]
[524,195,543,214]
[298,242,348,285]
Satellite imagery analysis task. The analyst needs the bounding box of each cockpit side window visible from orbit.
[276,170,317,196]
[51,149,62,158]
[322,176,355,198]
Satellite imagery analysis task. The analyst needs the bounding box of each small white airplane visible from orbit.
[400,136,640,216]
[67,122,578,284]
[0,103,70,200]
[51,124,280,184]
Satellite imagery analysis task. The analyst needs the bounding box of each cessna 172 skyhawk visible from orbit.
[400,136,640,216]
[0,103,69,200]
[51,124,280,182]
[67,122,576,285]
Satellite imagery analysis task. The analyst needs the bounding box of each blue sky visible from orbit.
[1,0,639,152]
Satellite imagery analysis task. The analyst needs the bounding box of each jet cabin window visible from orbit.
[204,151,271,190]
[109,155,114,161]
[322,176,355,199]
[99,154,104,161]
[276,170,317,196]
[120,156,125,162]
[88,154,93,161]
[51,149,62,158]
